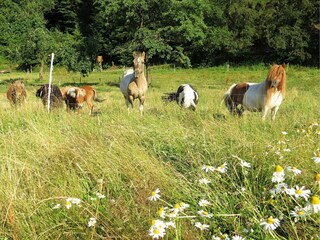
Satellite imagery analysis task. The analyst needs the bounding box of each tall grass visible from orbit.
[0,65,319,239]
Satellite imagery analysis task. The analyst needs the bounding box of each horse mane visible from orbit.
[266,64,286,98]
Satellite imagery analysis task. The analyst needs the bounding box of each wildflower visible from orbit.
[195,222,209,231]
[178,202,189,211]
[149,188,161,201]
[65,199,72,209]
[260,216,280,231]
[197,209,213,218]
[306,196,320,213]
[166,208,178,218]
[149,226,166,239]
[240,160,251,168]
[290,206,309,222]
[286,166,302,175]
[270,183,288,195]
[281,131,288,135]
[165,221,176,228]
[219,234,230,240]
[199,199,211,207]
[312,152,320,163]
[283,148,291,152]
[202,164,215,173]
[96,192,105,199]
[52,204,61,209]
[212,236,221,240]
[199,178,211,185]
[315,173,320,183]
[217,162,228,173]
[232,236,245,240]
[151,219,166,229]
[67,197,81,205]
[286,185,311,201]
[271,165,285,183]
[157,207,167,218]
[88,217,96,227]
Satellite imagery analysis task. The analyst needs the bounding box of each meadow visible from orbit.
[0,65,319,240]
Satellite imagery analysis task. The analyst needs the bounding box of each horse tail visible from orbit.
[223,84,237,113]
[161,92,177,103]
[92,89,105,103]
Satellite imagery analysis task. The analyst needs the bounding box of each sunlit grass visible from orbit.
[0,65,319,239]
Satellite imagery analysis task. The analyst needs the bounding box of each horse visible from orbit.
[61,86,104,115]
[36,84,64,109]
[120,51,148,114]
[7,80,27,107]
[162,84,199,111]
[223,64,286,121]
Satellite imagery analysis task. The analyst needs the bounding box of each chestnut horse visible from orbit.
[7,80,27,107]
[224,64,286,120]
[120,51,148,114]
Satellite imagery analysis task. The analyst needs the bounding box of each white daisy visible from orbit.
[199,178,211,185]
[281,131,288,135]
[290,206,309,222]
[202,164,215,173]
[305,196,320,213]
[87,217,96,227]
[52,204,61,209]
[312,152,320,163]
[269,183,288,195]
[211,236,221,240]
[199,199,211,207]
[149,226,166,239]
[165,221,176,229]
[232,235,245,240]
[178,202,190,211]
[197,209,213,218]
[286,185,311,201]
[149,188,161,201]
[96,192,105,199]
[157,207,167,219]
[260,216,280,231]
[286,166,302,175]
[151,219,166,229]
[271,165,285,183]
[217,162,228,173]
[195,222,209,231]
[240,160,251,168]
[68,197,81,205]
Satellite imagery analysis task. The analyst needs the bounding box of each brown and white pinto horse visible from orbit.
[120,51,148,114]
[61,86,104,115]
[7,80,27,107]
[224,64,286,120]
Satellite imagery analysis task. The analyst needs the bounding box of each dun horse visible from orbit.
[120,51,148,114]
[224,64,286,120]
[7,80,27,107]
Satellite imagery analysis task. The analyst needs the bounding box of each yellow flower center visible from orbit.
[292,167,297,170]
[317,153,320,157]
[203,211,208,215]
[220,164,225,168]
[295,189,303,195]
[315,173,320,182]
[297,211,304,215]
[158,208,164,215]
[267,216,275,224]
[153,228,160,234]
[310,196,320,205]
[151,220,156,225]
[275,165,284,172]
[174,203,180,209]
[151,191,156,196]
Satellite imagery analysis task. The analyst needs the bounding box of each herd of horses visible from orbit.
[5,51,287,120]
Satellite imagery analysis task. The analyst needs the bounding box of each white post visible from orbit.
[47,53,54,112]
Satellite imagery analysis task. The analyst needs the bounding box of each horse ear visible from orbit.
[282,63,286,68]
[141,51,145,58]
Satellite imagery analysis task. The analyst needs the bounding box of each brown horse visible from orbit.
[7,80,27,107]
[224,64,286,120]
[120,51,148,114]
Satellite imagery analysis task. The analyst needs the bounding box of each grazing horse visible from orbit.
[120,51,148,114]
[223,64,286,120]
[7,80,27,107]
[62,86,104,115]
[36,84,64,109]
[162,84,199,111]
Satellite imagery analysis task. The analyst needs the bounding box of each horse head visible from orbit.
[133,51,145,78]
[266,64,286,96]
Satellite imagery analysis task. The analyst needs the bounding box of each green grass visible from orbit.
[0,65,319,239]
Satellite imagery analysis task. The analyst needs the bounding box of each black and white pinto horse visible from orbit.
[162,84,199,111]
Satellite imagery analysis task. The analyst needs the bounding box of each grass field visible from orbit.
[0,65,319,240]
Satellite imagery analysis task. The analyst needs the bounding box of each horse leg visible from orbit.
[237,105,245,117]
[139,96,145,115]
[271,106,279,121]
[261,107,270,121]
[128,95,134,111]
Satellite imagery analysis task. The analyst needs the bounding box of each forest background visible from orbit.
[0,0,319,76]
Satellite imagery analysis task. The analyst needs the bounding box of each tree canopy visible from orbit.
[0,0,318,73]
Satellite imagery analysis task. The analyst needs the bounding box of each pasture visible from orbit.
[0,65,319,239]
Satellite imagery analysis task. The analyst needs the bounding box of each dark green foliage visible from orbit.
[0,0,318,72]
